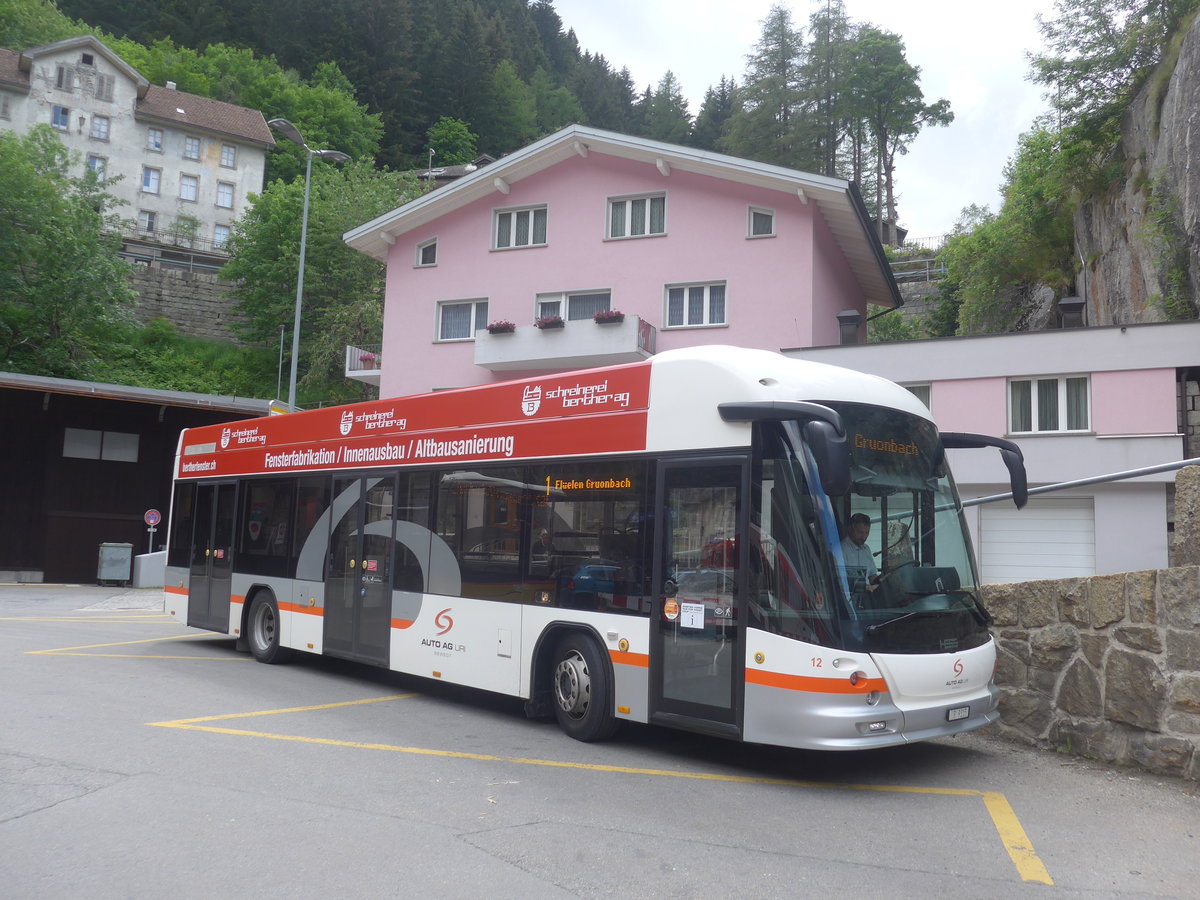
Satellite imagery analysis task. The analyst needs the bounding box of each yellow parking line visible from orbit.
[982,791,1055,885]
[150,696,1053,885]
[1,615,172,621]
[28,633,231,657]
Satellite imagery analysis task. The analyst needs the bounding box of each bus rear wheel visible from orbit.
[551,633,617,741]
[248,593,291,664]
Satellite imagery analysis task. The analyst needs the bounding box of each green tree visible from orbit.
[426,116,478,166]
[845,27,952,238]
[477,59,538,153]
[1029,0,1198,143]
[801,0,854,177]
[0,126,137,376]
[692,76,738,151]
[939,129,1076,333]
[531,65,582,133]
[222,160,422,405]
[643,71,692,144]
[722,4,810,167]
[0,0,85,46]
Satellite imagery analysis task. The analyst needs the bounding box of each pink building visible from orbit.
[794,321,1200,582]
[344,125,899,395]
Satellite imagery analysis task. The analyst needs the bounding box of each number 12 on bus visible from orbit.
[164,346,1027,749]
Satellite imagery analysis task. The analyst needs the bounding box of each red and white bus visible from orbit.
[164,345,1026,749]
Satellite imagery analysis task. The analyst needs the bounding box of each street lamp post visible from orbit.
[267,118,350,411]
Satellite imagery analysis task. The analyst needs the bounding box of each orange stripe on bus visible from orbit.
[746,668,888,694]
[164,585,187,596]
[609,650,649,668]
[231,595,245,605]
[279,602,323,617]
[390,619,416,630]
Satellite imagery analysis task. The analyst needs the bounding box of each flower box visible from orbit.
[535,315,565,330]
[358,353,379,369]
[486,321,516,334]
[593,310,625,324]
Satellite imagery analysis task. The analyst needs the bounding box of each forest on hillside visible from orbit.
[48,0,951,232]
[3,0,1196,404]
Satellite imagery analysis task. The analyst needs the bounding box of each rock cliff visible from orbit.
[1074,12,1200,325]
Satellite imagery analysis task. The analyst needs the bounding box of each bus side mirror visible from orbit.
[804,420,850,497]
[717,400,849,496]
[940,432,1028,509]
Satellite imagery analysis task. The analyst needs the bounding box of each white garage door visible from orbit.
[979,497,1096,584]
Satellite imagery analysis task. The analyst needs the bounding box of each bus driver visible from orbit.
[840,513,878,593]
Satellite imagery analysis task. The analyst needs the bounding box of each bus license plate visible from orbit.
[946,706,970,722]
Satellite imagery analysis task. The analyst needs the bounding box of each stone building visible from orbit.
[0,35,273,254]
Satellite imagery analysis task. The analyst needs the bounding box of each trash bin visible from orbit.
[97,542,133,586]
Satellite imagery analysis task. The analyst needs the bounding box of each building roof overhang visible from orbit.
[344,125,902,308]
[0,371,272,416]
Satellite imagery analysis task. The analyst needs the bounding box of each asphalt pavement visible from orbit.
[2,582,1198,898]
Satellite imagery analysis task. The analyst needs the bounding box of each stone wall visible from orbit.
[128,264,245,342]
[981,566,1200,780]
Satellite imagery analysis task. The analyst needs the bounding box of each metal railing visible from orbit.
[346,344,382,374]
[963,457,1200,507]
[890,256,946,283]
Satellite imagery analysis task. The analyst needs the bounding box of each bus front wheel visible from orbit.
[551,633,617,741]
[248,593,291,665]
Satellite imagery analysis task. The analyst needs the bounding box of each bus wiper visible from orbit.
[946,590,992,626]
[865,611,935,634]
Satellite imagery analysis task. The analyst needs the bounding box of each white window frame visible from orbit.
[1009,375,1091,434]
[51,105,70,131]
[146,128,163,152]
[213,224,231,249]
[416,237,437,267]
[493,205,547,250]
[86,154,106,181]
[179,173,199,202]
[437,298,489,341]
[220,144,237,168]
[536,290,612,321]
[63,427,138,462]
[748,206,775,238]
[607,192,666,239]
[89,115,110,141]
[141,166,161,194]
[137,210,157,234]
[904,383,931,409]
[665,282,727,328]
[184,135,201,160]
[216,181,234,209]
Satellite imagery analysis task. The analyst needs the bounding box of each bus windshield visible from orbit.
[750,404,991,655]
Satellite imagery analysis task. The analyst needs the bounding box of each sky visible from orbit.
[551,0,1057,239]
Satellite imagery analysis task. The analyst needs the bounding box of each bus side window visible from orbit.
[290,476,330,579]
[393,472,432,593]
[167,482,196,569]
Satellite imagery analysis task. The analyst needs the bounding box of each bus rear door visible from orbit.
[324,476,394,665]
[188,482,236,632]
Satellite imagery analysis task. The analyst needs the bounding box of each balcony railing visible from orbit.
[346,343,381,386]
[474,315,656,372]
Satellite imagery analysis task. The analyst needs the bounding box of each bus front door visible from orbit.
[324,476,394,665]
[188,482,236,632]
[650,459,746,736]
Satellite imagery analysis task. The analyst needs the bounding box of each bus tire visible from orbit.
[551,632,617,742]
[248,593,291,664]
